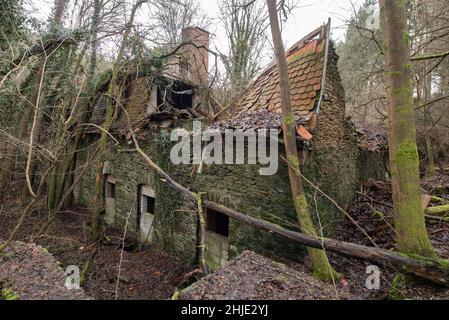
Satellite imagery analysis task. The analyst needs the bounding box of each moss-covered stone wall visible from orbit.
[75,131,199,263]
[358,149,388,182]
[301,45,359,233]
[75,136,156,229]
[190,151,306,262]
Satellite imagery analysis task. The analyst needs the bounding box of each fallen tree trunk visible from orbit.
[124,114,449,287]
[426,215,449,223]
[204,201,449,287]
[425,205,449,217]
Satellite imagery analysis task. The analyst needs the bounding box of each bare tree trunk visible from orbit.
[265,0,338,282]
[423,72,436,177]
[52,0,67,26]
[22,62,47,202]
[61,0,103,210]
[0,83,37,200]
[220,0,267,94]
[47,0,104,211]
[380,0,435,257]
[415,1,437,178]
[195,193,209,275]
[0,102,30,199]
[91,0,147,241]
[89,0,102,79]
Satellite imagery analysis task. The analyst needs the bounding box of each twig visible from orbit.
[281,156,378,247]
[115,202,134,300]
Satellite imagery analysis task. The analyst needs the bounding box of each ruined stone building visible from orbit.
[75,22,385,270]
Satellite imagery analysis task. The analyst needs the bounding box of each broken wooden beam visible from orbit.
[204,201,449,287]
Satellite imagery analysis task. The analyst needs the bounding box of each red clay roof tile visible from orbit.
[235,32,327,121]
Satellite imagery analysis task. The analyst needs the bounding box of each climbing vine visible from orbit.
[153,130,186,251]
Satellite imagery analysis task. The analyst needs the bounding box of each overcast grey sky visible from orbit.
[204,0,364,44]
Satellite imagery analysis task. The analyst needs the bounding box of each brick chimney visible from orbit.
[180,26,210,86]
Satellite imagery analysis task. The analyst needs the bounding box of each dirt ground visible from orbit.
[0,183,192,300]
[0,174,448,300]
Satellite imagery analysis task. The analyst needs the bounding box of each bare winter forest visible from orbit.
[1,0,449,303]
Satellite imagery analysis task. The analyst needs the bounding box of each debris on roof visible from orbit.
[208,109,306,133]
[179,251,344,300]
[88,75,201,135]
[356,124,388,152]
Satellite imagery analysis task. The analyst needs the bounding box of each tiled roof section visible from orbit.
[236,35,326,121]
[89,78,152,131]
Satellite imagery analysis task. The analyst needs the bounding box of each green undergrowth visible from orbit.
[1,283,19,300]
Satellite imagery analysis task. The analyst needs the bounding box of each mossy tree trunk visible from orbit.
[91,0,147,241]
[380,0,435,257]
[266,0,339,282]
[47,0,100,210]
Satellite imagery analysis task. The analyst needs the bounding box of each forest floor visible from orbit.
[324,172,449,300]
[0,185,192,300]
[0,173,448,300]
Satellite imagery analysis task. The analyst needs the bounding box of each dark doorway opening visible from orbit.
[206,208,229,237]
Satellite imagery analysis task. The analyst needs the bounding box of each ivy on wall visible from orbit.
[153,130,186,252]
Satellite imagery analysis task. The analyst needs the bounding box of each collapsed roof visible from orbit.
[87,22,333,140]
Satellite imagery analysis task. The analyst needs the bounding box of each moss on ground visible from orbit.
[1,286,19,300]
[389,274,407,300]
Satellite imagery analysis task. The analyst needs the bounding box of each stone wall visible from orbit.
[190,146,306,262]
[76,136,156,230]
[301,45,359,233]
[75,131,199,263]
[75,131,308,265]
[75,125,356,267]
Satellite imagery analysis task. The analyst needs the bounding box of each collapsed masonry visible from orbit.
[75,22,387,271]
